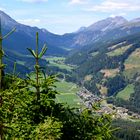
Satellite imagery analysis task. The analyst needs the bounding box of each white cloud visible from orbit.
[85,0,140,12]
[110,13,127,18]
[19,0,48,3]
[17,19,41,25]
[69,0,86,5]
[0,7,6,11]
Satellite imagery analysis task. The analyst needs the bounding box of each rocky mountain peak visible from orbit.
[87,16,128,32]
[0,10,18,28]
[130,18,140,23]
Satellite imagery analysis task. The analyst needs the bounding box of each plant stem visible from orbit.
[0,18,2,90]
[36,32,40,101]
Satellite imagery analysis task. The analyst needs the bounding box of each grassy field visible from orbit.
[46,57,73,71]
[84,75,93,81]
[96,84,108,95]
[100,69,119,78]
[91,52,99,57]
[107,44,132,57]
[47,57,65,61]
[55,80,79,93]
[108,41,126,50]
[100,86,108,95]
[116,84,134,100]
[56,93,82,108]
[55,80,83,108]
[124,48,140,79]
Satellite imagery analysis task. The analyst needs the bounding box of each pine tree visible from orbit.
[0,18,16,90]
[27,32,47,102]
[0,18,15,140]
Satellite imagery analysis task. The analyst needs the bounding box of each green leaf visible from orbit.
[38,44,47,59]
[34,64,40,70]
[27,48,37,58]
[0,64,6,69]
[0,49,4,58]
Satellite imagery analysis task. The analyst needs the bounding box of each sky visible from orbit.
[0,0,140,34]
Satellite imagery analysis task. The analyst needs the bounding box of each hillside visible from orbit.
[1,9,140,94]
[1,10,140,97]
[66,32,140,83]
[66,32,140,113]
[0,10,68,56]
[1,10,140,113]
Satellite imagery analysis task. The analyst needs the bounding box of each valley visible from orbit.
[1,10,140,139]
[2,12,140,115]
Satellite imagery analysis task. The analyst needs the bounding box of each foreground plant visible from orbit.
[0,18,16,140]
[27,32,47,102]
[0,18,16,90]
[0,31,115,139]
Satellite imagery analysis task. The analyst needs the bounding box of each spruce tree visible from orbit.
[0,18,15,140]
[0,18,16,90]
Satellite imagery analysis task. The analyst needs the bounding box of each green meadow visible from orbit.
[55,80,83,108]
[124,48,140,79]
[107,45,131,57]
[116,84,134,100]
[46,57,73,71]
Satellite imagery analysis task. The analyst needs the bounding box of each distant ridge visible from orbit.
[1,10,140,53]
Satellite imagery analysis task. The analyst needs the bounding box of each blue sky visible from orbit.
[0,0,140,34]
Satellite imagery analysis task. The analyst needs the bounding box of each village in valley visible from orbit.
[77,87,140,120]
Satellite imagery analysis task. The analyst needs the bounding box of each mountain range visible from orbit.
[1,10,140,56]
[1,10,140,114]
[1,10,140,76]
[1,10,140,140]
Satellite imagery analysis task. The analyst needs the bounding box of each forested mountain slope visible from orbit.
[2,10,140,101]
[1,10,140,54]
[66,32,140,113]
[0,10,68,56]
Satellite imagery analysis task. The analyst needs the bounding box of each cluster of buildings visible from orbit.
[76,87,101,108]
[77,87,140,120]
[98,106,129,119]
[100,106,140,119]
